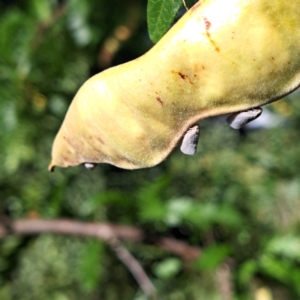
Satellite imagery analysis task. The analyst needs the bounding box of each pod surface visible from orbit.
[50,0,300,170]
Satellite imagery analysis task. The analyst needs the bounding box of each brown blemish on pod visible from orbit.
[172,70,194,85]
[203,17,220,53]
[204,17,211,30]
[178,72,186,79]
[156,97,164,105]
[96,136,105,145]
[190,2,201,13]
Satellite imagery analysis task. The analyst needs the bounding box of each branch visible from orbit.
[0,218,201,260]
[107,233,156,297]
[215,261,234,300]
[0,218,201,297]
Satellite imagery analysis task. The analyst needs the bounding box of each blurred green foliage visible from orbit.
[1,0,300,299]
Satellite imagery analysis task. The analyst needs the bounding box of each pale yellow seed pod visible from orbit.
[49,0,300,171]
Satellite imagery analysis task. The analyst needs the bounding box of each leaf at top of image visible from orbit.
[147,0,183,43]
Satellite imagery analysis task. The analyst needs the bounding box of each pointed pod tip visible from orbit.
[48,162,55,172]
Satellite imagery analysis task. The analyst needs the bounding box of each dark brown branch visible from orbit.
[0,219,200,260]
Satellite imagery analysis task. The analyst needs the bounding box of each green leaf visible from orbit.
[266,234,300,262]
[164,197,194,226]
[29,0,52,22]
[153,258,182,279]
[196,244,231,270]
[147,0,183,43]
[183,203,243,230]
[259,254,291,284]
[137,176,170,222]
[238,260,258,286]
[77,240,104,291]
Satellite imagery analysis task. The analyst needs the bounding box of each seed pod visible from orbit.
[49,0,300,171]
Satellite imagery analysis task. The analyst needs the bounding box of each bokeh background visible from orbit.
[1,0,300,299]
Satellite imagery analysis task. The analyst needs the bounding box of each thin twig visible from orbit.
[182,0,188,11]
[107,233,156,297]
[91,224,156,297]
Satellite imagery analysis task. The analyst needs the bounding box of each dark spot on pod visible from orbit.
[178,72,186,79]
[63,135,73,147]
[204,17,211,31]
[96,136,105,145]
[203,17,220,52]
[156,97,164,105]
[191,2,201,12]
[172,70,194,84]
